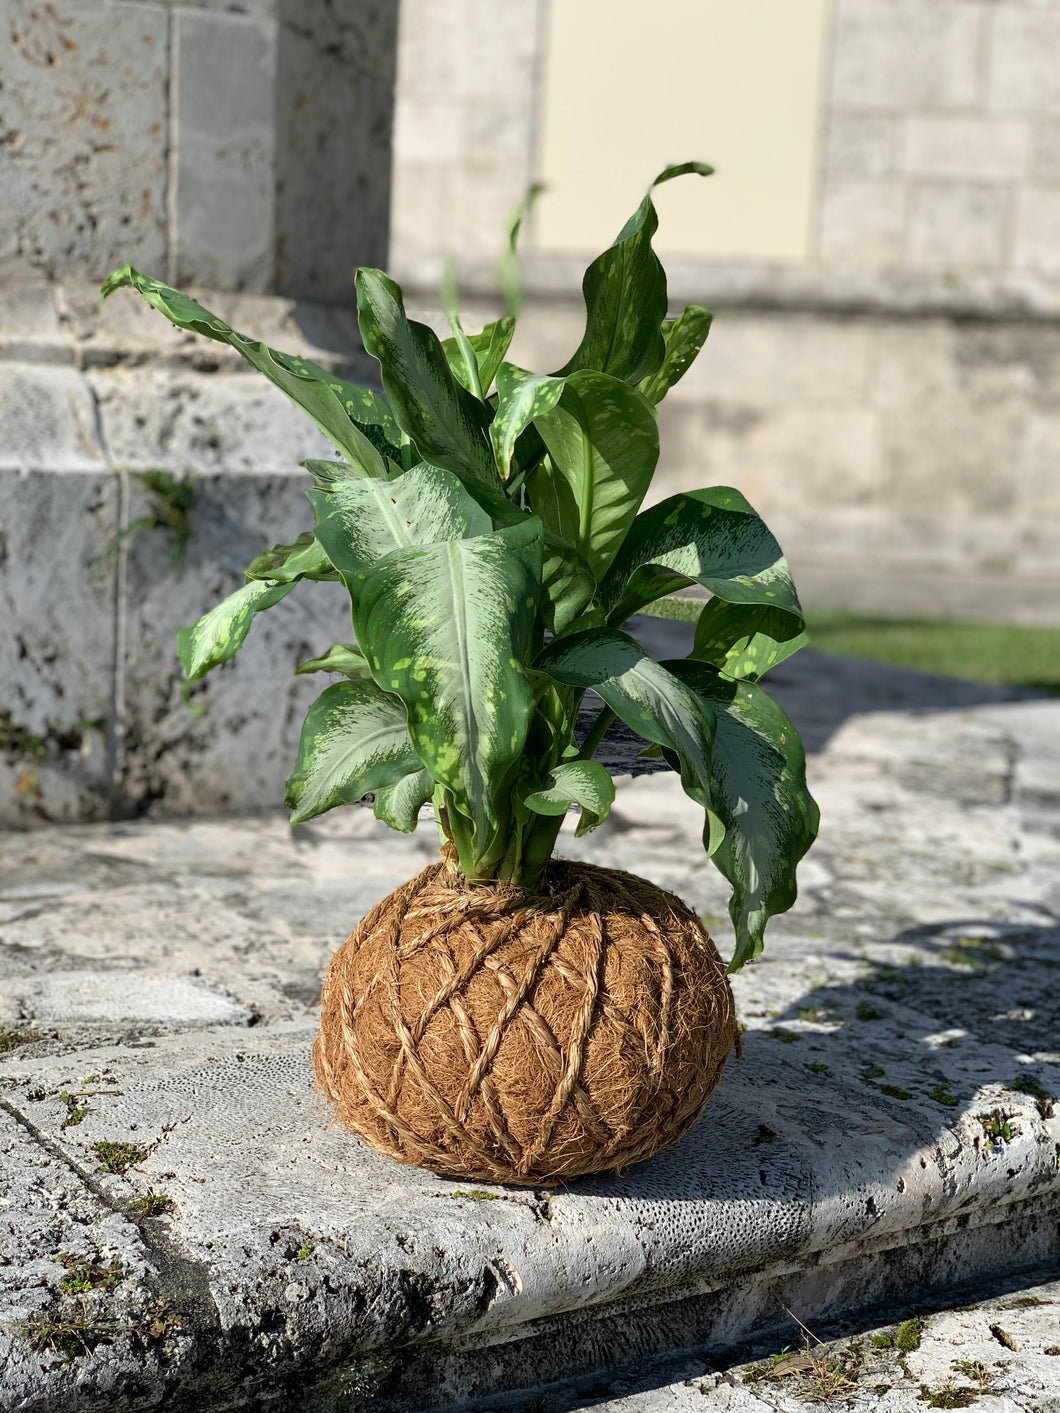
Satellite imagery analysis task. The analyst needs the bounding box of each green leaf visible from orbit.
[284,678,422,826]
[558,162,713,387]
[373,767,433,832]
[541,537,595,634]
[295,643,368,677]
[302,457,398,492]
[177,579,295,682]
[522,758,615,836]
[351,520,544,872]
[442,316,516,397]
[638,305,713,406]
[664,661,819,971]
[245,531,337,583]
[534,627,722,843]
[498,182,544,318]
[528,371,659,581]
[490,363,566,480]
[309,462,492,582]
[692,599,808,682]
[355,267,500,489]
[600,486,804,623]
[100,267,399,472]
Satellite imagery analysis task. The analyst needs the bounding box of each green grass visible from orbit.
[639,599,1060,692]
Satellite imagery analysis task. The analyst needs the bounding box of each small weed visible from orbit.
[57,1091,90,1129]
[804,1062,830,1075]
[144,1298,183,1343]
[918,1385,977,1408]
[60,1254,123,1295]
[1003,1295,1045,1309]
[925,1084,959,1108]
[875,1385,892,1396]
[93,470,195,570]
[0,712,46,758]
[979,1110,1018,1145]
[769,1028,801,1043]
[797,1005,821,1022]
[753,1125,776,1145]
[861,1064,886,1080]
[878,1084,912,1100]
[0,1024,39,1053]
[451,1190,500,1201]
[870,1334,893,1349]
[856,1003,883,1020]
[895,1318,924,1353]
[18,1304,115,1359]
[93,1140,148,1174]
[942,937,1005,968]
[295,1243,314,1260]
[1013,1074,1055,1118]
[951,1360,993,1390]
[127,1189,172,1217]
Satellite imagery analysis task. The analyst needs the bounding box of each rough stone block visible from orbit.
[906,183,1011,268]
[1030,118,1060,183]
[115,471,354,818]
[0,468,116,826]
[1014,187,1060,273]
[392,97,463,166]
[830,0,983,111]
[989,6,1060,115]
[903,117,1030,182]
[173,10,277,292]
[88,367,335,474]
[0,362,106,471]
[823,113,899,176]
[818,179,907,263]
[670,312,870,407]
[0,0,168,281]
[273,0,398,304]
[0,282,62,361]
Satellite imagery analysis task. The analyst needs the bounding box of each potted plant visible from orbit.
[101,163,818,1185]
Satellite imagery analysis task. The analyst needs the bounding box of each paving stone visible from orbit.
[0,972,252,1027]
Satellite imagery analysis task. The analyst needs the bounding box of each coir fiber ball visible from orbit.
[313,854,739,1185]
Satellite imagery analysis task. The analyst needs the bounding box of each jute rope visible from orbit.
[313,854,738,1185]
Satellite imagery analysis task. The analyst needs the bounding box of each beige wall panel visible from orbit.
[535,0,830,260]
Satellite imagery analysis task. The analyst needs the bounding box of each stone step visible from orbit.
[1,673,1058,1411]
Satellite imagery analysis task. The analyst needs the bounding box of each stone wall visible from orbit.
[385,0,1060,623]
[0,0,398,301]
[0,281,369,827]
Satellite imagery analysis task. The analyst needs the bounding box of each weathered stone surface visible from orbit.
[0,652,1057,1410]
[0,362,106,470]
[116,471,354,819]
[491,1277,1060,1412]
[830,0,983,112]
[273,0,399,303]
[0,467,116,827]
[173,9,277,292]
[906,183,1011,269]
[0,971,252,1026]
[0,0,168,280]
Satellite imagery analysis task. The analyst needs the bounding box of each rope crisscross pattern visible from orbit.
[313,856,737,1185]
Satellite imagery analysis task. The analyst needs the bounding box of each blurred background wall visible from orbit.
[2,0,1058,826]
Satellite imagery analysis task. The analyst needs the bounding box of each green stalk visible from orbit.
[577,706,616,761]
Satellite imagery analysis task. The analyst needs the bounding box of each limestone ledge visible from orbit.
[0,677,1058,1411]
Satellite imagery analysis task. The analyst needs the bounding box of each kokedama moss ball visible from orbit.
[313,855,739,1185]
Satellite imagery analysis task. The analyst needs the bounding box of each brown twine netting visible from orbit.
[313,853,739,1185]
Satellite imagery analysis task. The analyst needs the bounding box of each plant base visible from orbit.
[313,855,738,1185]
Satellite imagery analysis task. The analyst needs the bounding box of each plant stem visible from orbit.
[577,706,616,762]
